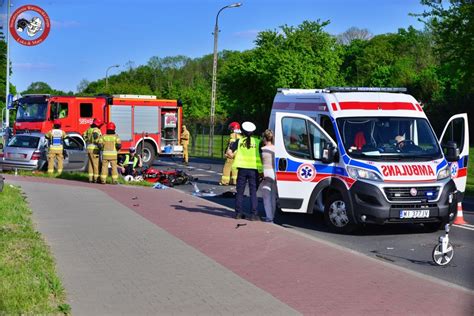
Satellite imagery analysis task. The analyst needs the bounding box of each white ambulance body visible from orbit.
[269,87,469,232]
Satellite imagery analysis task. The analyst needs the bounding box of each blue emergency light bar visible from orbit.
[326,87,407,93]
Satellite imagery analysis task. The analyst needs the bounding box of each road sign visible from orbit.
[7,94,14,109]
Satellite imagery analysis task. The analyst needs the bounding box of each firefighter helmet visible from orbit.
[106,122,116,131]
[53,119,61,127]
[93,118,103,127]
[228,121,240,131]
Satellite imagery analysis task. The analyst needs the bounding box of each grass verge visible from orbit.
[10,170,154,187]
[0,184,69,314]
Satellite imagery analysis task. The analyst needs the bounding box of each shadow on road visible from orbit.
[370,250,437,266]
[274,211,439,236]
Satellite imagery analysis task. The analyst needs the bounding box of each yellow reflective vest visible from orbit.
[232,136,263,172]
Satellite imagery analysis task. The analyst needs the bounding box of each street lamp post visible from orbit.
[4,0,11,134]
[209,2,242,156]
[105,64,120,91]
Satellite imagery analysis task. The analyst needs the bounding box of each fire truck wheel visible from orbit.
[324,193,355,234]
[138,142,156,164]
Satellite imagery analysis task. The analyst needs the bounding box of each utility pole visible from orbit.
[4,0,11,131]
[208,2,242,156]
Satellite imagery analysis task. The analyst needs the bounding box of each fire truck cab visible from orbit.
[14,94,183,164]
[270,87,469,233]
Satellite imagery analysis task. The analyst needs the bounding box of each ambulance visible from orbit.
[269,87,469,233]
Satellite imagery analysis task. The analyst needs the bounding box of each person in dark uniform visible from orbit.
[227,121,263,220]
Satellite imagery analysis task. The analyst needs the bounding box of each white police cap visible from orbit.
[242,121,256,133]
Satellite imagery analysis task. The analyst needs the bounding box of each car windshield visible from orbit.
[336,117,442,161]
[16,102,48,122]
[7,135,41,149]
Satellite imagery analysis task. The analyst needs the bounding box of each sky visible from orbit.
[1,0,428,94]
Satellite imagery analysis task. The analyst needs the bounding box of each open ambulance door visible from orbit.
[274,112,337,213]
[439,113,469,196]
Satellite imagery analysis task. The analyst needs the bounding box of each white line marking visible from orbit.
[453,224,474,231]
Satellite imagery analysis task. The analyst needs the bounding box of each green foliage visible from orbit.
[21,81,71,95]
[414,0,473,140]
[221,20,344,126]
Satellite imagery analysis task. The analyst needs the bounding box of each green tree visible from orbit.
[221,20,344,126]
[21,81,67,95]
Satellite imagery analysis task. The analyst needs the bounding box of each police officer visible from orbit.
[220,121,241,185]
[45,119,67,174]
[98,122,121,184]
[118,147,142,176]
[83,118,103,183]
[180,125,190,165]
[227,121,263,220]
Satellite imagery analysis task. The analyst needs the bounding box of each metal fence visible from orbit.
[187,123,227,159]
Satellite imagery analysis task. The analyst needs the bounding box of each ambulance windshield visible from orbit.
[336,117,442,160]
[16,101,48,122]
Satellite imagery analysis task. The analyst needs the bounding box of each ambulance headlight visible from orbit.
[347,166,382,181]
[437,166,450,180]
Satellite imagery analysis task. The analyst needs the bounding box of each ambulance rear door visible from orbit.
[274,112,337,213]
[439,113,469,195]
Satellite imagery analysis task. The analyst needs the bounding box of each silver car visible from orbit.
[0,133,88,172]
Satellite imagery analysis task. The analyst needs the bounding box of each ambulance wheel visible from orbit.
[138,142,155,165]
[324,194,355,234]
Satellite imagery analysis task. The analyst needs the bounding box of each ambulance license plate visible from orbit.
[399,210,430,219]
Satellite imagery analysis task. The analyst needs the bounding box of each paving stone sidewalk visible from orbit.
[7,176,474,315]
[10,179,296,315]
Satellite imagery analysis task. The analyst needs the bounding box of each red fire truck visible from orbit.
[13,94,183,164]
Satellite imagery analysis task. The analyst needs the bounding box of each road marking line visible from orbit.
[453,224,474,231]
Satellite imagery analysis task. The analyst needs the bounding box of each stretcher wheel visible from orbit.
[432,242,454,266]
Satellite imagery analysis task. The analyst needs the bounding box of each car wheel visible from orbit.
[324,193,356,234]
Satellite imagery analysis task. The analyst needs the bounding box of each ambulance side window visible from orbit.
[441,118,464,154]
[320,115,336,140]
[308,123,331,160]
[282,117,311,159]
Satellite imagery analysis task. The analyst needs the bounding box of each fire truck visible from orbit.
[13,94,183,164]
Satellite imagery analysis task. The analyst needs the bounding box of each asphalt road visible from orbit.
[153,156,474,290]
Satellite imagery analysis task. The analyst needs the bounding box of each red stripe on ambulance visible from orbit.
[339,102,417,111]
[276,172,356,188]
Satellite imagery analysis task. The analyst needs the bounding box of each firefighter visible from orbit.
[180,125,190,165]
[98,122,121,184]
[45,119,67,174]
[220,121,241,185]
[83,118,103,183]
[227,121,263,220]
